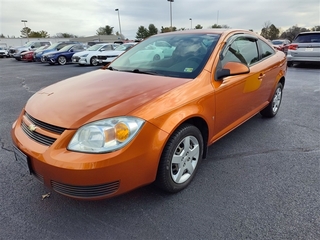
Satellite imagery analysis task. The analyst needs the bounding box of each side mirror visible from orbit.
[70,49,74,52]
[100,48,105,51]
[216,62,250,80]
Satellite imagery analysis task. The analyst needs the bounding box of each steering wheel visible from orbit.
[186,56,202,63]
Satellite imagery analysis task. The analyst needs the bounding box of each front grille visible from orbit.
[51,180,120,198]
[72,56,80,61]
[21,121,56,146]
[21,112,66,146]
[25,112,65,134]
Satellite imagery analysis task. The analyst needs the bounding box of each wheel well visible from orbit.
[279,76,285,87]
[184,117,209,159]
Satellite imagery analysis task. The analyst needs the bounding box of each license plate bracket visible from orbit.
[13,145,31,174]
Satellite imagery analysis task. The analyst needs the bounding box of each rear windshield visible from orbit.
[294,33,320,43]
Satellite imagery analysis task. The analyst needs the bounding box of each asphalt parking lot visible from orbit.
[0,58,319,240]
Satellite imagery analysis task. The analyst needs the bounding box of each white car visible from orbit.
[97,43,137,64]
[0,46,9,58]
[72,43,119,66]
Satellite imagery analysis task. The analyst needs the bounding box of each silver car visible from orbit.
[287,31,320,67]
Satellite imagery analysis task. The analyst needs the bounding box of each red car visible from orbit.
[271,39,291,54]
[20,50,35,62]
[21,45,49,62]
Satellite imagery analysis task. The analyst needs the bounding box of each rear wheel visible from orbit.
[155,124,203,193]
[260,82,283,118]
[57,56,67,65]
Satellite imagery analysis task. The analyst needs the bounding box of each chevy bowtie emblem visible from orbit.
[28,124,37,132]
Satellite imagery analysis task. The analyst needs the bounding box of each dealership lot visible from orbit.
[0,58,319,239]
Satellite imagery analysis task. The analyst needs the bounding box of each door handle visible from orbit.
[258,73,265,80]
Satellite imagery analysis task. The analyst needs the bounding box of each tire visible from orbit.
[15,57,21,61]
[260,82,283,118]
[90,56,98,66]
[155,124,203,193]
[57,56,67,65]
[153,54,160,61]
[287,61,293,67]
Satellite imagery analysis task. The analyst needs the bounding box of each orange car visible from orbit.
[11,29,287,200]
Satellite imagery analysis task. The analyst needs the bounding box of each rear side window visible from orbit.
[294,33,320,43]
[259,39,275,59]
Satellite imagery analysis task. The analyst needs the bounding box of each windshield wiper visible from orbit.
[130,69,158,75]
[103,66,118,71]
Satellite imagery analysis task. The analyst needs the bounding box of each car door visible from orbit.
[212,34,264,138]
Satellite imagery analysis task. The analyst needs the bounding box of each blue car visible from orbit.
[34,41,80,62]
[42,44,87,65]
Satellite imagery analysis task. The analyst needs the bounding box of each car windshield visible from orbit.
[46,42,60,50]
[23,42,35,47]
[58,44,74,52]
[87,44,105,51]
[109,33,220,79]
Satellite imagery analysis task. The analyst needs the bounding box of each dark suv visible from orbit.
[34,41,79,62]
[287,31,320,67]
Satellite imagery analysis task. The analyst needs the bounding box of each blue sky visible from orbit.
[1,0,319,40]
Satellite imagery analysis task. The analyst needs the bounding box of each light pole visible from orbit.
[21,20,29,41]
[189,18,192,29]
[167,0,174,31]
[115,9,122,37]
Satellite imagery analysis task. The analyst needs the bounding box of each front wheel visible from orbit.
[90,56,98,66]
[57,56,67,65]
[260,82,283,118]
[155,124,203,193]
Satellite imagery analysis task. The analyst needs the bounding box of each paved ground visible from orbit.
[0,58,319,240]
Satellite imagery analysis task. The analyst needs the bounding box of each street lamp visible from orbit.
[21,20,29,41]
[115,9,122,37]
[167,0,174,31]
[189,18,192,29]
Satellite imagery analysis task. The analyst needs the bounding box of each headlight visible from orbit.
[81,54,88,57]
[68,117,145,153]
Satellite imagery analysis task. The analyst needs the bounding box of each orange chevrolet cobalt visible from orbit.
[11,29,287,200]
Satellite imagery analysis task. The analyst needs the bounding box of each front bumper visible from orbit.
[11,110,168,200]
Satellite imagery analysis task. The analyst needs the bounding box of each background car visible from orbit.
[20,45,49,62]
[34,41,79,62]
[271,39,291,54]
[97,42,137,64]
[0,45,9,58]
[11,29,287,200]
[71,43,119,66]
[287,31,320,67]
[42,43,87,65]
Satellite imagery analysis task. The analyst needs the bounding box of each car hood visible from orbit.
[25,70,189,129]
[43,50,62,56]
